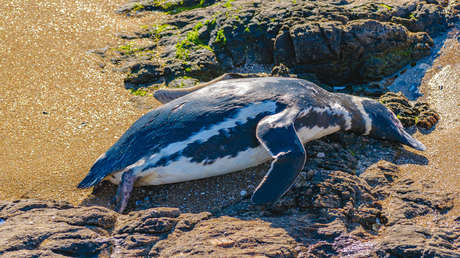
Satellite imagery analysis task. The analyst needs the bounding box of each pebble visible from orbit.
[317,152,326,158]
[240,190,247,197]
[333,86,347,91]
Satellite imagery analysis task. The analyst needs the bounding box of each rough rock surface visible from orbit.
[1,157,458,257]
[380,91,440,129]
[98,0,459,89]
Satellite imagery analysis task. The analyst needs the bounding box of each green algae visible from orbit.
[215,29,227,45]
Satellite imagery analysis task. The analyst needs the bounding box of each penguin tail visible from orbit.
[77,173,103,188]
[77,153,115,188]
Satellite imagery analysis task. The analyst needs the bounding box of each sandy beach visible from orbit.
[0,0,160,203]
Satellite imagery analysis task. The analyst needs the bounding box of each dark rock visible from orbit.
[0,200,113,257]
[273,26,296,66]
[360,160,400,188]
[107,0,454,88]
[124,62,164,86]
[271,63,291,77]
[149,216,298,257]
[379,91,440,129]
[374,224,460,257]
[290,21,342,64]
[408,4,449,36]
[1,154,458,258]
[167,77,199,88]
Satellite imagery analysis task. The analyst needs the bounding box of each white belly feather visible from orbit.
[108,146,271,186]
[137,146,271,186]
[106,102,344,186]
[107,124,340,186]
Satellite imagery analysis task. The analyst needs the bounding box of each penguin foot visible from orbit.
[112,170,135,213]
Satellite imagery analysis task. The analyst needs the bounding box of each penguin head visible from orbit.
[361,99,426,151]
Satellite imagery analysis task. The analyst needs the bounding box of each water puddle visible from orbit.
[388,23,459,103]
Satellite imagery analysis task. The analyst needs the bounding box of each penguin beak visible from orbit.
[398,128,426,151]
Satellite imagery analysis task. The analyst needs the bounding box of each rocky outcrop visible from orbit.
[1,159,458,257]
[98,0,459,89]
[380,91,440,129]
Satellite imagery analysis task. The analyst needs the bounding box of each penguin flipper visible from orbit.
[252,109,306,204]
[154,89,192,104]
[153,73,246,104]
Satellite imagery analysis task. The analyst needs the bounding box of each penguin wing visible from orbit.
[153,73,248,104]
[252,108,306,204]
[154,89,192,104]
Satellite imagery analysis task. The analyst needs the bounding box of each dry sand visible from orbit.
[0,0,161,203]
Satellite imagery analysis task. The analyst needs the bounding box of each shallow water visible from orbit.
[0,0,161,203]
[392,24,460,221]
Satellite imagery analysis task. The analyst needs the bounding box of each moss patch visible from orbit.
[129,88,151,96]
[378,3,392,11]
[116,42,143,55]
[176,22,213,60]
[152,0,211,15]
[132,3,145,12]
[215,29,227,45]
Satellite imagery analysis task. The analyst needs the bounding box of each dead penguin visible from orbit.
[154,73,256,104]
[78,77,426,213]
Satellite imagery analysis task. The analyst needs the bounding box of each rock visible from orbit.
[0,200,114,257]
[114,207,180,235]
[0,199,299,257]
[316,152,326,158]
[414,102,441,129]
[273,26,296,66]
[0,200,211,257]
[359,160,403,202]
[239,190,247,197]
[407,4,449,36]
[271,63,291,77]
[167,77,199,88]
[107,0,454,88]
[379,91,440,129]
[116,0,215,15]
[1,150,458,257]
[124,62,164,86]
[374,224,460,257]
[149,216,298,257]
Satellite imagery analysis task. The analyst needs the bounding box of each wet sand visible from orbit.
[383,25,460,224]
[0,0,161,203]
[402,26,460,221]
